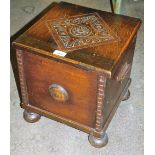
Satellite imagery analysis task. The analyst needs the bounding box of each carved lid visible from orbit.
[45,12,120,52]
[13,2,141,76]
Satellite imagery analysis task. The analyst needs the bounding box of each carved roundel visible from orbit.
[46,12,120,52]
[48,84,69,102]
[69,25,92,37]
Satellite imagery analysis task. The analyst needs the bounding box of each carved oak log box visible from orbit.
[12,2,141,148]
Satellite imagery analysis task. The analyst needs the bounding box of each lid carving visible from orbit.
[46,12,120,52]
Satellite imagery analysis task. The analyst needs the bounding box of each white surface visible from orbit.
[53,50,67,57]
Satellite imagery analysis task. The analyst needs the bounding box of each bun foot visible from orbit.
[122,90,130,101]
[23,110,41,123]
[88,133,108,148]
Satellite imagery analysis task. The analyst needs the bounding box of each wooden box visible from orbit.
[12,2,141,148]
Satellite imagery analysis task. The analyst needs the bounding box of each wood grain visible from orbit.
[12,1,141,139]
[23,50,98,127]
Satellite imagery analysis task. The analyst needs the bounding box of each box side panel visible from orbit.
[102,37,136,127]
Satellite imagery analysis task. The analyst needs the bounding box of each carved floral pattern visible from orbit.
[46,12,119,52]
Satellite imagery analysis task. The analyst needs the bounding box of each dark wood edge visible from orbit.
[13,44,111,77]
[13,43,111,77]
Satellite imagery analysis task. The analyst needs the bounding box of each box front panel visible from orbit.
[23,51,98,127]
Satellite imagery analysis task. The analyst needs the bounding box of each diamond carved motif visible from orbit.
[46,12,120,52]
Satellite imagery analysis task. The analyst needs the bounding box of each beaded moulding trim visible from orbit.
[95,75,106,132]
[16,49,28,104]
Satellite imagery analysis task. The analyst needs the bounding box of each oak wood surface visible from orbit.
[12,1,141,139]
